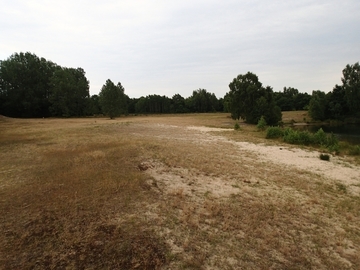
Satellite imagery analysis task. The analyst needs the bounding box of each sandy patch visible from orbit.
[186,125,360,186]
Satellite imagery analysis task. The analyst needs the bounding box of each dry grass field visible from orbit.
[1,112,360,269]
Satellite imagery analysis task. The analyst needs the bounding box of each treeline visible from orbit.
[0,52,90,118]
[80,88,223,117]
[308,62,360,121]
[0,52,224,118]
[1,52,358,122]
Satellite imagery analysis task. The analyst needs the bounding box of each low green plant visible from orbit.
[256,116,267,131]
[266,126,284,139]
[298,130,313,145]
[328,143,340,155]
[234,122,240,130]
[348,145,360,155]
[283,128,301,144]
[314,128,327,145]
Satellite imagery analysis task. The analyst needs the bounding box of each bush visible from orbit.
[328,143,340,154]
[314,128,327,145]
[234,122,240,130]
[283,128,301,144]
[349,145,360,155]
[257,116,267,131]
[319,153,330,161]
[266,126,284,139]
[326,133,339,147]
[267,127,339,153]
[298,131,313,145]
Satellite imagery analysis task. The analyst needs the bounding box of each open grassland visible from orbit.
[1,112,360,269]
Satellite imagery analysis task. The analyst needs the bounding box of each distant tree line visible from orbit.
[308,62,360,121]
[0,52,223,118]
[1,52,358,122]
[0,52,90,118]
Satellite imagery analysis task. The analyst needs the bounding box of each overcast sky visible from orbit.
[1,0,359,98]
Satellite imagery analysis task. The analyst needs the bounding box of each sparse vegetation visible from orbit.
[1,113,360,269]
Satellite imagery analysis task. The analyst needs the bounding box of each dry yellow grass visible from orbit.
[1,113,360,269]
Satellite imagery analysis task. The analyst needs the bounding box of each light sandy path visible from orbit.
[187,126,360,186]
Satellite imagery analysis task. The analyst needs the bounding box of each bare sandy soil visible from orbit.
[123,121,360,269]
[142,124,360,194]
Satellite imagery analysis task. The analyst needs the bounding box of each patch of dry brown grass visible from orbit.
[1,114,360,269]
[0,118,167,269]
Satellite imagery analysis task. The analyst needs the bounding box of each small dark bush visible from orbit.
[319,153,330,161]
[234,122,240,130]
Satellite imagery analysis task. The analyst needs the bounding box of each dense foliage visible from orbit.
[1,52,358,122]
[99,80,128,119]
[0,52,90,117]
[309,62,360,121]
[227,72,282,125]
[273,87,311,111]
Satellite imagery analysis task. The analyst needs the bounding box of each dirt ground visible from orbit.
[120,118,360,269]
[1,114,360,269]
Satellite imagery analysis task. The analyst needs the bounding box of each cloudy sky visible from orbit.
[1,0,359,98]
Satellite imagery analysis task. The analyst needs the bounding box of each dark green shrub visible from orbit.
[234,122,240,130]
[266,126,284,139]
[319,153,330,161]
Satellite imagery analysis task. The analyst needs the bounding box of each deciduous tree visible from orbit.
[228,72,281,125]
[0,52,56,117]
[341,62,360,116]
[49,67,90,117]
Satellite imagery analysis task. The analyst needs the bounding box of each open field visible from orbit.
[1,113,360,269]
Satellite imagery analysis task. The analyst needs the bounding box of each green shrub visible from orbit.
[314,128,327,145]
[298,131,313,145]
[283,128,301,144]
[328,143,340,154]
[257,116,267,131]
[326,133,338,147]
[319,153,330,161]
[349,145,360,155]
[266,126,284,139]
[234,122,240,130]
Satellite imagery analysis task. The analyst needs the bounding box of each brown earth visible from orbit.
[1,114,360,269]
